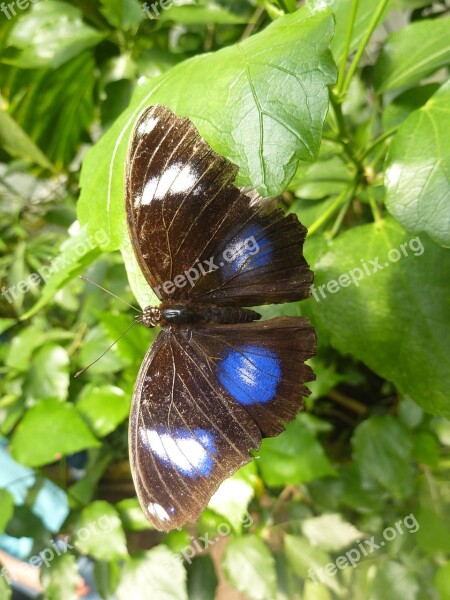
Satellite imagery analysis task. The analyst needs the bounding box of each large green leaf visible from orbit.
[257,418,335,486]
[284,534,340,594]
[78,7,336,249]
[10,399,100,466]
[159,4,247,24]
[76,384,129,437]
[352,415,414,498]
[24,344,69,403]
[41,553,80,600]
[74,500,128,561]
[100,0,146,30]
[222,536,276,600]
[370,561,420,600]
[117,546,188,600]
[4,1,104,69]
[373,17,450,93]
[385,81,450,247]
[304,218,450,416]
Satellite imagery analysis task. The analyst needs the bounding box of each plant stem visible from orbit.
[328,183,357,238]
[368,188,383,224]
[336,0,360,96]
[329,91,364,175]
[359,126,398,160]
[307,187,351,237]
[341,0,390,97]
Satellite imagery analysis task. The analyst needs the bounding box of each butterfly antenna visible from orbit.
[74,320,138,378]
[79,275,141,312]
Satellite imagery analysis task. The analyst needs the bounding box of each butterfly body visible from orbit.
[138,304,261,327]
[126,104,316,531]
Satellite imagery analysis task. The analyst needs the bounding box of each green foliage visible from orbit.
[0,1,449,598]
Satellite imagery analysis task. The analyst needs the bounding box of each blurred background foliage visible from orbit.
[0,0,450,599]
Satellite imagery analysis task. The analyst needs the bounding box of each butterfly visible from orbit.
[126,104,316,531]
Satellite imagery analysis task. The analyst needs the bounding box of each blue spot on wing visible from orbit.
[217,345,281,406]
[222,224,273,277]
[142,426,217,478]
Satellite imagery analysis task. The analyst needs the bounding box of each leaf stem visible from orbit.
[329,91,364,175]
[336,0,360,95]
[341,0,390,97]
[359,127,398,160]
[307,186,351,237]
[328,183,357,238]
[368,188,383,224]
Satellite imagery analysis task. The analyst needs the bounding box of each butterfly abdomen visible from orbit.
[161,304,261,325]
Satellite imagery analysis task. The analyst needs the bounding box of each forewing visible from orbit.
[125,104,312,304]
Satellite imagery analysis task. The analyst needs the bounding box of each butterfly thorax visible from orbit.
[138,304,261,328]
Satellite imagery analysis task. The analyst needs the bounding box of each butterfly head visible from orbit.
[137,306,162,328]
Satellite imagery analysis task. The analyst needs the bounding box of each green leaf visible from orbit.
[100,0,146,30]
[208,462,257,532]
[0,575,11,600]
[117,546,188,600]
[284,534,340,594]
[416,507,450,553]
[304,218,450,416]
[301,513,364,552]
[158,4,247,25]
[74,500,128,561]
[373,17,450,93]
[116,497,153,531]
[370,561,420,600]
[0,489,14,533]
[385,81,450,248]
[5,1,104,69]
[0,109,54,170]
[257,418,335,486]
[382,83,440,131]
[352,415,414,498]
[222,536,276,600]
[77,384,129,437]
[41,553,80,600]
[9,52,96,168]
[187,556,217,600]
[78,7,336,249]
[10,399,100,466]
[435,562,450,600]
[24,344,69,403]
[0,318,17,336]
[289,152,354,199]
[412,431,439,467]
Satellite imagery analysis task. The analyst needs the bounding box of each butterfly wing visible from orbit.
[130,317,315,531]
[125,104,312,305]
